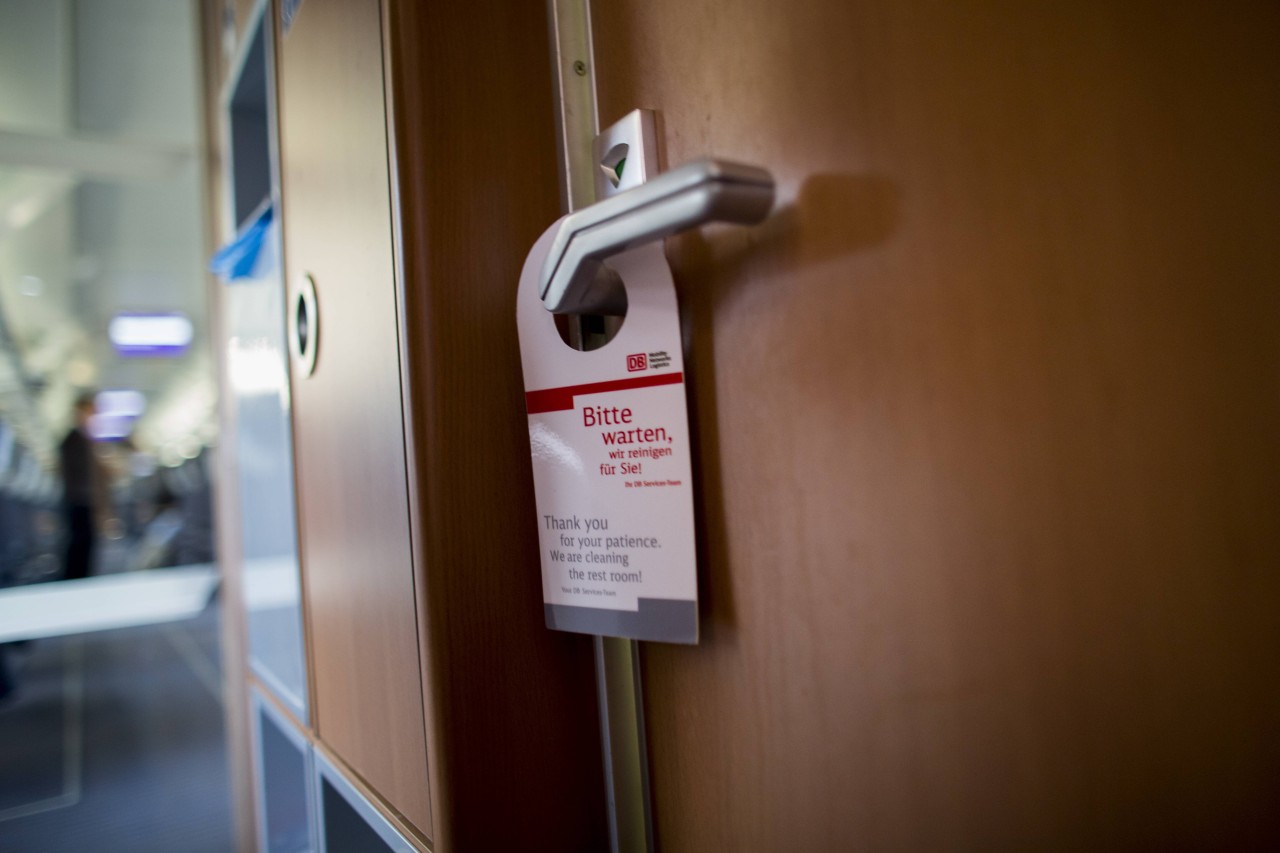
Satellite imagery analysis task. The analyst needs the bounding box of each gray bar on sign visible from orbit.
[545,598,698,644]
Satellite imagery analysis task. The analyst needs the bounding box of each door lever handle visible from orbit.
[539,158,775,314]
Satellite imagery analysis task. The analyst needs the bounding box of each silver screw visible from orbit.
[573,60,587,76]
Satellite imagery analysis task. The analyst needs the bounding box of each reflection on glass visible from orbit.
[255,692,315,853]
[228,217,308,720]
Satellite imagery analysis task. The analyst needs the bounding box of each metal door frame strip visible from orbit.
[545,3,655,852]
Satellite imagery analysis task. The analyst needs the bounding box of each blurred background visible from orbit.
[0,0,228,849]
[0,0,216,572]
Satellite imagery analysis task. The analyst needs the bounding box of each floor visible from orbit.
[0,600,232,852]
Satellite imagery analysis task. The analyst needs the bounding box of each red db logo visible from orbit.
[627,353,647,372]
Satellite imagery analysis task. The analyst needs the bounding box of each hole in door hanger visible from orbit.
[554,262,627,352]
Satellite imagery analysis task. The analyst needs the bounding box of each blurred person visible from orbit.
[58,392,106,580]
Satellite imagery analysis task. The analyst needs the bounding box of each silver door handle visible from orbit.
[539,158,774,314]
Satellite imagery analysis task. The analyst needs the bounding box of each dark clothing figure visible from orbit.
[64,505,95,580]
[59,426,97,580]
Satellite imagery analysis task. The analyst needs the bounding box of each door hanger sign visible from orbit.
[516,226,699,644]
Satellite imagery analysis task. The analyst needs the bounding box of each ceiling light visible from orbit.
[108,313,193,357]
[88,413,133,441]
[96,389,147,417]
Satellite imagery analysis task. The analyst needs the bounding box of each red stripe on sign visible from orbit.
[525,372,684,414]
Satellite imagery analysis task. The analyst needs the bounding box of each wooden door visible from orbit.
[589,1,1280,848]
[275,0,431,835]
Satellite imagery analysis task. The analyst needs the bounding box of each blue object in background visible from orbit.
[210,203,273,282]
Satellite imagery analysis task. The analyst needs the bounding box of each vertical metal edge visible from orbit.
[262,0,319,736]
[376,0,438,843]
[594,635,655,853]
[630,638,655,849]
[546,2,655,852]
[545,0,600,214]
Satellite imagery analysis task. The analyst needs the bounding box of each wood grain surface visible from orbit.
[275,0,432,837]
[590,1,1280,849]
[381,1,608,849]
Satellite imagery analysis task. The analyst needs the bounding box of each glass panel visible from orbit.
[257,700,315,853]
[315,756,416,853]
[229,215,308,718]
[223,9,308,721]
[321,783,398,853]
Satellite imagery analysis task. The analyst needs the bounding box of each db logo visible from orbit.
[626,353,648,372]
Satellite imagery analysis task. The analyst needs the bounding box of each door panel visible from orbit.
[276,0,431,834]
[591,1,1280,848]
